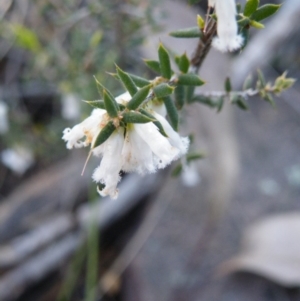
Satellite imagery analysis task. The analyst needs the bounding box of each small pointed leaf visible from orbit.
[225,77,232,93]
[251,4,281,22]
[127,73,151,87]
[116,66,138,96]
[169,27,203,39]
[185,86,195,103]
[103,89,119,117]
[177,53,190,74]
[177,73,205,86]
[122,111,155,124]
[197,15,205,29]
[158,43,172,79]
[153,83,174,99]
[83,100,105,109]
[175,85,185,110]
[92,121,116,149]
[250,20,265,29]
[243,74,253,90]
[144,59,161,73]
[126,84,152,110]
[139,109,168,137]
[163,96,179,131]
[244,0,259,17]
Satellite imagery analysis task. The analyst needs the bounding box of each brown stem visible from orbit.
[191,19,216,73]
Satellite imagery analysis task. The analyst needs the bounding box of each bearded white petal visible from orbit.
[212,0,243,52]
[134,123,179,169]
[153,112,189,155]
[122,126,155,174]
[62,109,106,149]
[92,129,124,199]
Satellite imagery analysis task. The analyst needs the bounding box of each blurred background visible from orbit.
[0,0,300,300]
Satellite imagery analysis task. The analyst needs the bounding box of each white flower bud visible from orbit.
[211,0,243,52]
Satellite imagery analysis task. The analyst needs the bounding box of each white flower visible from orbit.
[62,92,189,199]
[211,0,243,52]
[62,108,107,149]
[92,128,124,199]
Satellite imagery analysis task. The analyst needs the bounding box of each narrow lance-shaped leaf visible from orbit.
[139,109,168,137]
[127,73,151,87]
[92,121,116,149]
[153,83,174,99]
[83,100,106,109]
[126,84,152,110]
[197,14,205,29]
[251,4,281,22]
[250,20,264,29]
[225,77,232,93]
[93,76,117,102]
[244,0,259,17]
[122,111,155,124]
[177,53,190,74]
[163,96,179,131]
[116,66,138,96]
[103,89,119,118]
[158,43,172,79]
[177,73,205,86]
[169,27,203,39]
[143,59,161,74]
[175,85,185,110]
[185,86,195,104]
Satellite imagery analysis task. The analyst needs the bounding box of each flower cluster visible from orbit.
[62,92,189,199]
[209,0,243,52]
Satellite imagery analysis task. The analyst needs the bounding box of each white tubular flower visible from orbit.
[62,91,189,199]
[92,128,124,199]
[211,0,243,52]
[62,109,107,149]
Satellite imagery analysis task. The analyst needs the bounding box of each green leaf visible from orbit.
[243,74,253,90]
[171,164,182,177]
[116,66,138,96]
[143,59,161,73]
[257,69,266,88]
[153,83,174,99]
[163,96,179,131]
[192,95,216,107]
[251,4,281,22]
[126,84,152,110]
[174,85,185,110]
[176,53,190,74]
[217,97,224,113]
[224,77,232,93]
[169,27,203,39]
[103,89,119,117]
[187,152,205,162]
[139,109,168,137]
[185,86,195,103]
[127,74,151,87]
[244,0,259,17]
[250,20,264,29]
[83,100,105,109]
[92,121,116,149]
[177,73,205,86]
[197,14,205,29]
[158,43,172,79]
[122,111,155,124]
[93,77,116,101]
